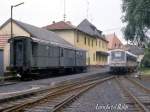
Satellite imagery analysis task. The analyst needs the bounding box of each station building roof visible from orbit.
[77,19,101,37]
[43,19,108,42]
[43,21,76,30]
[77,19,108,42]
[0,18,75,49]
[123,44,144,55]
[106,33,123,50]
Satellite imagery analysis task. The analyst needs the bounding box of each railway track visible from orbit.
[116,76,150,112]
[0,73,106,103]
[0,81,19,86]
[0,75,113,112]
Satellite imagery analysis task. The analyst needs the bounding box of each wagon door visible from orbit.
[14,40,24,66]
[60,48,65,67]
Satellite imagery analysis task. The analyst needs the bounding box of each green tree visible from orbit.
[122,0,150,46]
[141,43,150,67]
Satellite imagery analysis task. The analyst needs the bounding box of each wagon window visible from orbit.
[61,49,64,57]
[32,42,37,56]
[53,47,59,57]
[49,46,54,57]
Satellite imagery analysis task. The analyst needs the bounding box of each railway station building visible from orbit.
[106,33,123,50]
[123,44,145,63]
[44,19,108,66]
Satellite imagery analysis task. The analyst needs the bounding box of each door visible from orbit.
[0,49,4,76]
[14,40,24,66]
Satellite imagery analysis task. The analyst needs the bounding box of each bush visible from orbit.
[142,58,150,67]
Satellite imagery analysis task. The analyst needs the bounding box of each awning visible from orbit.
[96,51,109,56]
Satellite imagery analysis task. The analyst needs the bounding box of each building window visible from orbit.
[104,43,106,49]
[99,41,101,47]
[93,53,95,61]
[88,38,90,46]
[84,36,86,45]
[92,39,93,47]
[102,41,104,48]
[96,55,98,61]
[96,39,97,46]
[88,57,90,65]
[119,44,121,48]
[114,43,116,48]
[77,32,79,42]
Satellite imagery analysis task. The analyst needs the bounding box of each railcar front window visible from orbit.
[111,51,125,61]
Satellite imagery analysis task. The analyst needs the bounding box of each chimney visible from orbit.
[114,32,115,36]
[52,21,55,24]
[66,21,71,24]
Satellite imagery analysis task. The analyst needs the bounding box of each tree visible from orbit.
[122,0,150,47]
[141,43,150,67]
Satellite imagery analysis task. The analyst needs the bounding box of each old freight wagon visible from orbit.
[0,19,86,76]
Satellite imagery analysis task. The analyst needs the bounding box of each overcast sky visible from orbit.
[0,0,126,43]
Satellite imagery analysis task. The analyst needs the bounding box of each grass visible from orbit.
[140,67,150,75]
[0,77,4,82]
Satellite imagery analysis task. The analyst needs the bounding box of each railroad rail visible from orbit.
[0,75,113,112]
[116,76,150,112]
[0,81,19,86]
[127,76,150,93]
[0,76,19,86]
[49,76,114,112]
[0,73,105,103]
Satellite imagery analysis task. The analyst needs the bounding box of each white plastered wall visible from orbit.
[0,21,30,72]
[53,30,75,45]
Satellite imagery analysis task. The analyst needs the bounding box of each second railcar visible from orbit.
[8,36,87,79]
[109,49,137,73]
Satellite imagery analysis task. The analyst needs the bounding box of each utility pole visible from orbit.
[11,5,13,39]
[10,2,24,38]
[63,0,66,21]
[86,0,89,19]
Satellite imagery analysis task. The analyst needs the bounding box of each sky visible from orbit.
[0,0,126,43]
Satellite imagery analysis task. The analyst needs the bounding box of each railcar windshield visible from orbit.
[111,51,125,61]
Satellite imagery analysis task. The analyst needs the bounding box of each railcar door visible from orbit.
[14,40,24,66]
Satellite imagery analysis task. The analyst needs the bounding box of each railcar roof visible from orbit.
[109,49,125,52]
[109,49,137,58]
[126,51,137,58]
